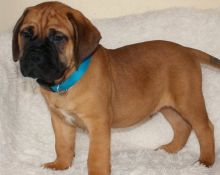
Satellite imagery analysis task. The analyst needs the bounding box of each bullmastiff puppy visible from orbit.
[12,1,219,175]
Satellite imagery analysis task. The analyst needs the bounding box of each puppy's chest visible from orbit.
[58,108,76,125]
[57,108,86,129]
[42,90,86,128]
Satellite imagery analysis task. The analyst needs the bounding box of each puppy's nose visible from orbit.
[31,54,44,64]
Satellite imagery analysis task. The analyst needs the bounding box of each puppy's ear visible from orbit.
[66,10,101,68]
[12,8,29,62]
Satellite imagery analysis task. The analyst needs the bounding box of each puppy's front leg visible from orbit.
[43,109,76,170]
[87,119,111,175]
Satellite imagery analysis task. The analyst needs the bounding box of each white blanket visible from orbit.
[1,8,220,175]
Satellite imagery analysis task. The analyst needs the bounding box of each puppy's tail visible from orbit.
[187,48,220,69]
[188,47,220,69]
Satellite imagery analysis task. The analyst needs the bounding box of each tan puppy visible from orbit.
[12,1,219,175]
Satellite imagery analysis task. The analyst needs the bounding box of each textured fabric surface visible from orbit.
[1,8,220,175]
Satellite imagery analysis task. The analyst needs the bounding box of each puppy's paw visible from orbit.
[155,143,180,153]
[42,160,72,170]
[197,158,214,168]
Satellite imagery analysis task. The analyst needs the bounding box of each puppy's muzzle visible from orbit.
[20,39,65,82]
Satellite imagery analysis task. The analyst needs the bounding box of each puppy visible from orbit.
[12,1,218,175]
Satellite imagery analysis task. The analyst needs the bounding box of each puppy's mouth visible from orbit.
[36,78,56,87]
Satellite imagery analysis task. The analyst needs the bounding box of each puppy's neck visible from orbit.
[54,62,76,85]
[48,54,93,93]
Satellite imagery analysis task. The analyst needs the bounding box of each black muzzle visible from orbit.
[20,38,65,83]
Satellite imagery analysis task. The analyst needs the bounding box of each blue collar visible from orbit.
[50,55,92,92]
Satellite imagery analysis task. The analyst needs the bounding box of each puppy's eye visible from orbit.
[21,30,33,39]
[51,34,66,43]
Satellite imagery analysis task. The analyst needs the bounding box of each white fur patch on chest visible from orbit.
[59,109,75,125]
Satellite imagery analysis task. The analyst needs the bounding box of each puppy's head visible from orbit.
[12,2,101,84]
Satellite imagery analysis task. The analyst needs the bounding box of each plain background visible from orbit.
[0,0,220,32]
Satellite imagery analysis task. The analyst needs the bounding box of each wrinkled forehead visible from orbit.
[21,6,73,37]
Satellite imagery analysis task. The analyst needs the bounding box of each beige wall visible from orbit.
[1,0,220,32]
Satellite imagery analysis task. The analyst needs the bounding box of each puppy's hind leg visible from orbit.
[157,107,192,153]
[177,95,215,167]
